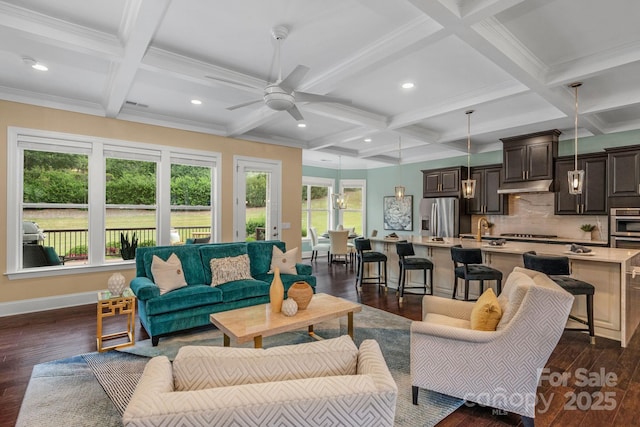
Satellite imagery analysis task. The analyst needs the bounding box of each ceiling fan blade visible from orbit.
[287,105,304,121]
[279,65,310,92]
[226,99,263,111]
[204,75,263,91]
[295,91,351,105]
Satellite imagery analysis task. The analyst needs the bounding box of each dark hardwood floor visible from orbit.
[2,257,639,426]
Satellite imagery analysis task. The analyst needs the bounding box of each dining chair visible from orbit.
[309,227,330,262]
[328,230,351,265]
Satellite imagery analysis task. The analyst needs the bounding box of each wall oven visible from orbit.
[610,208,640,248]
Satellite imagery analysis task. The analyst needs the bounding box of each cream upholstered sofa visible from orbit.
[123,335,398,427]
[410,267,574,426]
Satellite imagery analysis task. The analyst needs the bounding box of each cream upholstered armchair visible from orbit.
[410,267,574,426]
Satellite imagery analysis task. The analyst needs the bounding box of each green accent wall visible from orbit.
[302,129,640,237]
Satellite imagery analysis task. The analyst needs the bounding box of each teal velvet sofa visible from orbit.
[130,240,316,346]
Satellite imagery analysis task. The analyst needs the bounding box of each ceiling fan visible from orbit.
[221,26,350,122]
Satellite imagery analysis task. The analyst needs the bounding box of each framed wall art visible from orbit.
[383,195,413,231]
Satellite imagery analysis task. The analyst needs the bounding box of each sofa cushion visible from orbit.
[470,288,502,331]
[141,245,206,286]
[216,279,270,303]
[247,240,286,277]
[150,253,188,295]
[199,243,250,285]
[269,245,298,274]
[173,335,359,391]
[209,254,252,286]
[145,284,223,316]
[423,312,471,329]
[254,272,316,291]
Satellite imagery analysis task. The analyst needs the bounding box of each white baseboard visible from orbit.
[0,291,98,317]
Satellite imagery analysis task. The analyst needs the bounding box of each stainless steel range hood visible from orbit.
[497,179,553,194]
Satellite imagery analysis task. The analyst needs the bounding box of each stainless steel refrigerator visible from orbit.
[419,197,470,237]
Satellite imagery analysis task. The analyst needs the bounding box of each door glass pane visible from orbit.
[105,158,157,261]
[245,171,269,241]
[22,150,88,268]
[170,163,212,244]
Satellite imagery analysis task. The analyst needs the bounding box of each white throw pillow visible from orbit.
[269,246,298,274]
[210,254,253,287]
[151,253,188,295]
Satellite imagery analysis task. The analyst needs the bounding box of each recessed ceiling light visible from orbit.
[364,138,372,142]
[22,56,48,71]
[297,122,307,128]
[190,99,202,105]
[401,82,414,89]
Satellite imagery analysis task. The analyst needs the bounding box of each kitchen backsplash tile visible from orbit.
[472,193,608,242]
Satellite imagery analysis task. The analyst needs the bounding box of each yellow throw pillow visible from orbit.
[470,288,502,331]
[210,254,253,287]
[151,253,188,295]
[269,246,298,274]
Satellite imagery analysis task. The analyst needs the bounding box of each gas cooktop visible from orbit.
[500,233,558,239]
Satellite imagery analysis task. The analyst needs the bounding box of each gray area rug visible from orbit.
[17,305,463,426]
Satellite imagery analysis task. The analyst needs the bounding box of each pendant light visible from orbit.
[568,82,584,195]
[395,137,405,200]
[461,110,476,199]
[332,155,348,209]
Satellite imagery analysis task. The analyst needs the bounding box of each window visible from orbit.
[302,177,333,238]
[338,179,366,236]
[7,127,220,276]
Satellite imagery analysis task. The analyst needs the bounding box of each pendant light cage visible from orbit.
[568,82,585,195]
[462,110,476,199]
[395,138,405,200]
[332,155,348,209]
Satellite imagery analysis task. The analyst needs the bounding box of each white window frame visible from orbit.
[337,179,367,235]
[302,176,333,240]
[6,127,221,279]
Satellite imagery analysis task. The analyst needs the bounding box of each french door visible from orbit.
[234,157,281,242]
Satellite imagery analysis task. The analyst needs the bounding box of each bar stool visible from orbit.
[396,241,433,303]
[354,238,388,292]
[523,251,595,344]
[450,245,502,301]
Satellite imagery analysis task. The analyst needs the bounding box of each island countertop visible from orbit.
[371,236,639,264]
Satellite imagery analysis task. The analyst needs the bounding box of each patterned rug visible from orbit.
[17,305,463,426]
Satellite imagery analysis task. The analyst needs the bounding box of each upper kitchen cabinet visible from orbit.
[466,164,508,215]
[606,145,640,199]
[501,130,560,183]
[555,153,607,215]
[422,166,466,198]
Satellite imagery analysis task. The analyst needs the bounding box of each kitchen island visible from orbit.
[371,236,640,347]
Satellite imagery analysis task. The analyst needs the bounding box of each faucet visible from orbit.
[476,217,489,241]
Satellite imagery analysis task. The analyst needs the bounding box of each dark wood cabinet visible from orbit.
[422,167,464,198]
[555,153,607,215]
[607,146,640,197]
[501,130,560,183]
[466,165,508,215]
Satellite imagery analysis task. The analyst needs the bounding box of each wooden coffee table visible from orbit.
[210,293,362,348]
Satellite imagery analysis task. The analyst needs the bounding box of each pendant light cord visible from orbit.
[466,110,473,177]
[571,82,582,171]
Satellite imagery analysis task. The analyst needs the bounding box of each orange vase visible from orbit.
[270,267,284,313]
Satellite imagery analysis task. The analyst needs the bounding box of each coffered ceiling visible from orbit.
[1,0,639,169]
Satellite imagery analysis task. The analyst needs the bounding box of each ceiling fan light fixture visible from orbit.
[263,85,295,111]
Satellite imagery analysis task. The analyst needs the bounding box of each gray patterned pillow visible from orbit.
[210,254,252,286]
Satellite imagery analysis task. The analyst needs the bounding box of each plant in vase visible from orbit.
[120,232,138,260]
[580,224,596,241]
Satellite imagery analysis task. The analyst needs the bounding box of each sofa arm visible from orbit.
[130,277,160,301]
[410,320,501,343]
[357,340,397,394]
[422,295,474,321]
[123,356,174,423]
[295,262,312,276]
